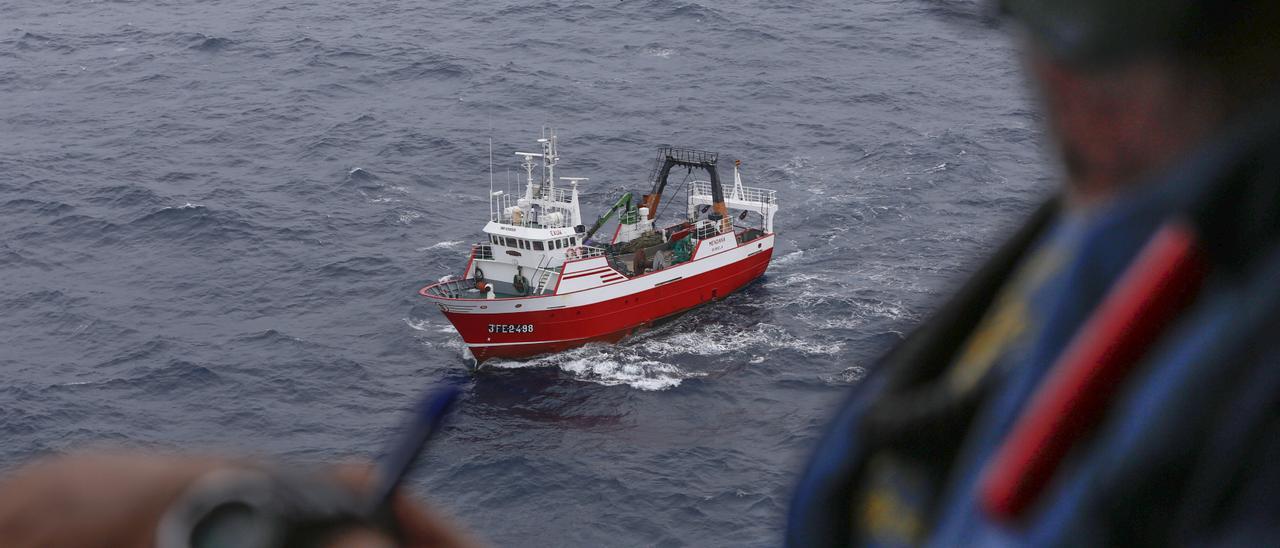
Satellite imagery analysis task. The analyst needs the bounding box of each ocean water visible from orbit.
[0,1,1051,546]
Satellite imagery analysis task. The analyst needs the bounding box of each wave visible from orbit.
[116,203,259,245]
[397,209,423,225]
[475,316,838,390]
[0,245,47,270]
[231,329,308,347]
[636,321,842,358]
[345,166,379,184]
[48,359,224,396]
[661,2,723,21]
[380,58,470,82]
[642,46,675,59]
[486,345,697,391]
[90,338,171,369]
[44,214,119,239]
[187,34,235,52]
[771,249,804,266]
[317,255,401,277]
[15,31,72,54]
[1,198,74,216]
[422,240,463,251]
[820,365,868,386]
[404,317,458,335]
[86,184,166,208]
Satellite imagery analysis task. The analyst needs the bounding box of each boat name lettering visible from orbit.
[704,237,730,254]
[488,323,534,334]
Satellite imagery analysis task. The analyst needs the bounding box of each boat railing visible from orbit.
[422,278,482,299]
[733,185,777,204]
[528,265,561,295]
[690,180,777,204]
[618,210,642,225]
[490,192,576,229]
[423,265,563,299]
[535,186,575,204]
[565,244,608,260]
[693,221,720,240]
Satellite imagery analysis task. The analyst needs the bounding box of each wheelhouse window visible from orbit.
[534,241,544,250]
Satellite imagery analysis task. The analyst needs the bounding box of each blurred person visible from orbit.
[0,453,480,547]
[788,0,1280,545]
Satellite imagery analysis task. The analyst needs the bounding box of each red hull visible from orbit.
[445,248,773,362]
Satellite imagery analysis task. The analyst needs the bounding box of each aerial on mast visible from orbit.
[514,152,542,198]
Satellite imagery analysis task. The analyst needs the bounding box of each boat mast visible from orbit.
[538,129,558,199]
[515,152,541,200]
[488,138,494,220]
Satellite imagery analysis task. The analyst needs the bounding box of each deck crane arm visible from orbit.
[583,192,634,242]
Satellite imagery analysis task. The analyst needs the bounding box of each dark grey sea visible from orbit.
[0,0,1051,545]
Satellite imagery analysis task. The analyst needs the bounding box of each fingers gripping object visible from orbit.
[156,467,377,548]
[157,385,461,548]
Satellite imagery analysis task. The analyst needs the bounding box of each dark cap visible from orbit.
[997,0,1211,65]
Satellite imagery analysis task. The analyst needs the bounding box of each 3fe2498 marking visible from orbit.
[488,324,534,334]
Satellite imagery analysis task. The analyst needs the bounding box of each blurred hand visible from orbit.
[0,453,481,548]
[330,463,483,548]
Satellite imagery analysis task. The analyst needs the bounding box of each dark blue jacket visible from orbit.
[787,104,1280,547]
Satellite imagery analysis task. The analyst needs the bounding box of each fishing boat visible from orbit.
[418,131,778,363]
